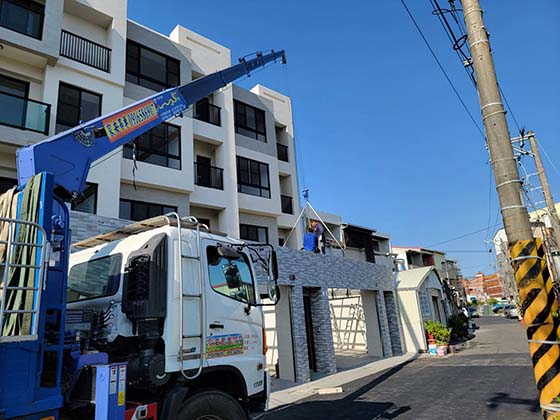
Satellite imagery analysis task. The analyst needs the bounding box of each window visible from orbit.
[196,218,211,229]
[236,156,270,198]
[373,240,380,252]
[119,199,177,222]
[234,100,266,142]
[0,0,44,39]
[56,83,101,133]
[67,254,122,302]
[126,40,180,91]
[71,183,97,214]
[206,246,255,305]
[240,224,268,244]
[123,123,181,169]
[0,177,16,194]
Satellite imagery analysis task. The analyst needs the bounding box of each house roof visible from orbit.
[397,266,439,290]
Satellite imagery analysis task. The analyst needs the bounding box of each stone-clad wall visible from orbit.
[69,211,130,244]
[384,291,404,355]
[274,247,402,383]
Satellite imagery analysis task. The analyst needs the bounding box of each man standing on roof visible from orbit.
[311,220,325,254]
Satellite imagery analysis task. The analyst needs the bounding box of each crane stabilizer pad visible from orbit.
[510,238,560,409]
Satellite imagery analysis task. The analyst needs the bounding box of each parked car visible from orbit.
[492,303,507,313]
[507,306,519,320]
[468,307,480,318]
[503,305,514,318]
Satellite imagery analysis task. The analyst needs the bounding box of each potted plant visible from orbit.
[424,320,438,344]
[435,324,451,356]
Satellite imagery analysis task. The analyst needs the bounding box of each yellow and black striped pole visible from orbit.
[511,239,560,411]
[460,0,560,415]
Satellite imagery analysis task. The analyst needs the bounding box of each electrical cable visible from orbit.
[427,223,502,248]
[400,0,486,141]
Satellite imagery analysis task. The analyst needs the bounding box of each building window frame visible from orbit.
[236,156,270,199]
[126,39,180,91]
[119,198,177,222]
[71,183,98,214]
[239,223,269,244]
[123,122,181,170]
[56,82,102,133]
[234,100,267,142]
[0,0,45,40]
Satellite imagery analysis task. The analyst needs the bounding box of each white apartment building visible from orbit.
[0,0,302,247]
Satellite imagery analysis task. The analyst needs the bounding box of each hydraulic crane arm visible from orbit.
[16,50,286,198]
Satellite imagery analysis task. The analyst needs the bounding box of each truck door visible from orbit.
[202,243,265,395]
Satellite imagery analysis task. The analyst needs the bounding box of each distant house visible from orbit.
[397,266,450,353]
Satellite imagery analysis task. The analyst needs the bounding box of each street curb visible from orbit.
[268,352,419,410]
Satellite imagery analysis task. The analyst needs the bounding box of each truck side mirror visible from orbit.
[270,250,279,281]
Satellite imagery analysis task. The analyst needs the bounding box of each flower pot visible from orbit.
[437,345,448,356]
[428,343,438,356]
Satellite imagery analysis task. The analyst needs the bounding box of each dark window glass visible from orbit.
[71,183,97,214]
[123,123,181,169]
[56,83,101,133]
[67,254,122,302]
[0,177,17,194]
[119,199,177,222]
[196,218,210,228]
[0,0,44,40]
[207,246,255,305]
[126,40,180,90]
[234,100,267,142]
[236,156,270,198]
[0,74,30,130]
[373,241,380,252]
[239,224,268,243]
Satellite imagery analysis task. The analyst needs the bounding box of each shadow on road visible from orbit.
[486,392,540,413]
[266,361,414,419]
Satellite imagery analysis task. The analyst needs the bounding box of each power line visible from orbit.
[427,223,502,248]
[399,0,486,140]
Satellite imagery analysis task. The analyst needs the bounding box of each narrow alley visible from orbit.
[266,317,539,420]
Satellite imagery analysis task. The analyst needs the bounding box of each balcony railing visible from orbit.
[0,92,50,134]
[60,30,111,72]
[194,161,224,190]
[0,0,44,40]
[281,195,293,214]
[277,143,289,162]
[194,100,221,126]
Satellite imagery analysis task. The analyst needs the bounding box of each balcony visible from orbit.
[60,30,111,72]
[277,143,289,162]
[194,100,221,126]
[0,0,44,40]
[281,195,293,214]
[194,161,224,190]
[0,91,50,134]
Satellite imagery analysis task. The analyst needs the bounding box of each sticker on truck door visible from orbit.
[206,334,244,359]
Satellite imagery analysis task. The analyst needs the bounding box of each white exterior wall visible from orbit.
[0,0,301,247]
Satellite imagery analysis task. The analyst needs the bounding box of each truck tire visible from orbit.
[177,390,247,420]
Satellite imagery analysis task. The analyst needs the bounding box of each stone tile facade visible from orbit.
[274,247,402,383]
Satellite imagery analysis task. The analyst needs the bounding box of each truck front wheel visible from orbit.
[178,390,247,420]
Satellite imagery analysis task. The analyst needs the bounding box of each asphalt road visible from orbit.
[265,316,540,420]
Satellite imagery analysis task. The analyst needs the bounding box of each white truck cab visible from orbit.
[66,214,278,419]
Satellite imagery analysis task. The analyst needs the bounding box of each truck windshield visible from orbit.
[67,254,123,302]
[207,246,255,305]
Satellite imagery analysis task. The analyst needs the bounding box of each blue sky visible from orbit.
[130,1,560,278]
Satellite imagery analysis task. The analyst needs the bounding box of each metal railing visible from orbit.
[281,195,293,214]
[194,162,224,190]
[0,92,50,134]
[277,143,289,162]
[194,100,221,126]
[0,0,44,39]
[60,30,111,72]
[0,217,48,342]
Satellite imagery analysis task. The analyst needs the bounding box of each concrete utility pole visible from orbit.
[528,131,560,252]
[461,0,560,411]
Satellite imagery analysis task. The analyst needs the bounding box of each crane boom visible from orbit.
[16,50,286,197]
